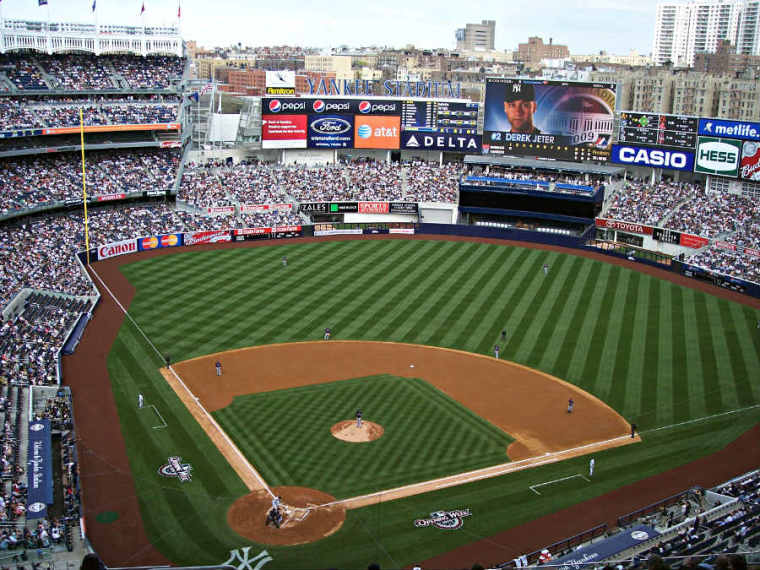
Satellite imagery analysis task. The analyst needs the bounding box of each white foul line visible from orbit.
[530,473,588,495]
[149,405,167,430]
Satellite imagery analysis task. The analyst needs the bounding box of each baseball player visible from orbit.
[631,423,637,438]
[215,360,222,376]
[567,398,574,413]
[543,263,549,276]
[494,344,500,359]
[355,409,363,428]
[272,495,281,510]
[282,256,288,267]
[324,327,331,340]
[589,457,595,477]
[501,329,507,342]
[137,393,144,409]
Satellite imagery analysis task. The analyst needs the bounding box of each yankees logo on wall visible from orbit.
[414,508,472,530]
[158,456,193,482]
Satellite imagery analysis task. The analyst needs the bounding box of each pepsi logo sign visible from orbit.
[311,117,351,135]
[358,101,371,113]
[268,99,281,113]
[312,100,325,112]
[265,99,306,113]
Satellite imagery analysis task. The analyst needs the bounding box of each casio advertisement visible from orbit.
[610,144,695,171]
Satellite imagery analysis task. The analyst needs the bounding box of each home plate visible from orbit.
[410,364,415,368]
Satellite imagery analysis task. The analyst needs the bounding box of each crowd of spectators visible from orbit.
[666,189,759,239]
[685,247,760,284]
[179,160,465,207]
[0,53,185,92]
[404,161,462,203]
[0,149,180,214]
[603,180,699,226]
[1,97,178,131]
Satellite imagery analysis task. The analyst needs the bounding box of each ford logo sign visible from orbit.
[311,117,351,134]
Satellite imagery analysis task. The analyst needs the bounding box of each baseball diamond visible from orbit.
[62,235,760,569]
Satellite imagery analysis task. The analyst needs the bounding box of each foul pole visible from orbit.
[79,108,91,265]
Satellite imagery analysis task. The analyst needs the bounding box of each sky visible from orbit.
[0,0,661,55]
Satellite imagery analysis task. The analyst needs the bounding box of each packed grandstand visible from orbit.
[0,30,758,570]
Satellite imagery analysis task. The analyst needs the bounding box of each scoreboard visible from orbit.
[401,101,478,134]
[618,112,698,150]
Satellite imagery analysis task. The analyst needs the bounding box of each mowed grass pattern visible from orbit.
[213,375,513,498]
[123,239,760,430]
[104,239,760,568]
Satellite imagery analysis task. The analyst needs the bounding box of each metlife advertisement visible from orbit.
[610,144,695,171]
[698,118,760,142]
[307,114,354,149]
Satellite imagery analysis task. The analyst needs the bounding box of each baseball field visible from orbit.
[64,236,760,570]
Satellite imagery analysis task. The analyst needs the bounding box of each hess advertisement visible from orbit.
[483,78,616,161]
[307,115,354,148]
[694,137,742,177]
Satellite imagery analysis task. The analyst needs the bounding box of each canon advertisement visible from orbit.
[693,136,742,177]
[610,144,695,171]
[740,141,760,181]
[483,78,616,162]
[401,132,481,152]
[97,238,137,260]
[307,114,354,149]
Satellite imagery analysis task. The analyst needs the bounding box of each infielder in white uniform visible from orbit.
[589,457,595,477]
[138,393,144,408]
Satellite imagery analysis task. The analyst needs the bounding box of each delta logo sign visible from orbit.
[694,137,742,177]
[354,115,400,149]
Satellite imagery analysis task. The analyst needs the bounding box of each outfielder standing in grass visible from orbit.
[494,344,500,359]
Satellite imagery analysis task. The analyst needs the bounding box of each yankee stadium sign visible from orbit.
[306,78,462,98]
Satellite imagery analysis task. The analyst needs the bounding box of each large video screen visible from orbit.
[618,112,698,150]
[483,78,616,161]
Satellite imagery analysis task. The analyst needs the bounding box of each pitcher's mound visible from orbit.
[331,420,384,442]
[227,486,345,546]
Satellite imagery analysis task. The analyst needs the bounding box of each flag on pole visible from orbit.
[199,82,213,95]
[140,2,145,15]
[177,2,181,18]
[217,91,222,113]
[189,92,199,103]
[92,0,96,12]
[38,0,48,5]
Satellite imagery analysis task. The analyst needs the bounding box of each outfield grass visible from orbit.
[103,239,760,569]
[213,375,513,499]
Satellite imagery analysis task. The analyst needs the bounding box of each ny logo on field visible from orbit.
[158,456,192,482]
[222,547,272,570]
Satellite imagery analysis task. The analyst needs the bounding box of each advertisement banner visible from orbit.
[551,525,659,570]
[698,118,760,141]
[42,123,180,135]
[266,70,296,93]
[746,247,760,257]
[610,144,695,171]
[715,241,737,252]
[241,203,294,213]
[263,98,400,116]
[679,233,709,249]
[401,131,481,152]
[739,141,760,181]
[95,193,126,202]
[389,202,419,214]
[389,228,415,234]
[354,115,401,149]
[307,114,354,149]
[0,128,44,139]
[272,225,303,239]
[138,233,183,251]
[694,136,742,177]
[299,202,359,214]
[358,201,390,214]
[261,114,307,149]
[97,238,137,260]
[314,229,364,236]
[27,419,52,519]
[185,230,232,245]
[205,206,236,215]
[233,227,271,236]
[483,78,616,161]
[160,140,182,148]
[652,227,682,245]
[595,218,653,235]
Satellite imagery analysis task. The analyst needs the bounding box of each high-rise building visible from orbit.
[653,1,760,67]
[455,20,495,51]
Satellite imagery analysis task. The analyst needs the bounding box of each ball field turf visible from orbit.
[104,238,760,568]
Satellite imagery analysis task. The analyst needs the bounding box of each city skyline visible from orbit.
[0,0,660,55]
